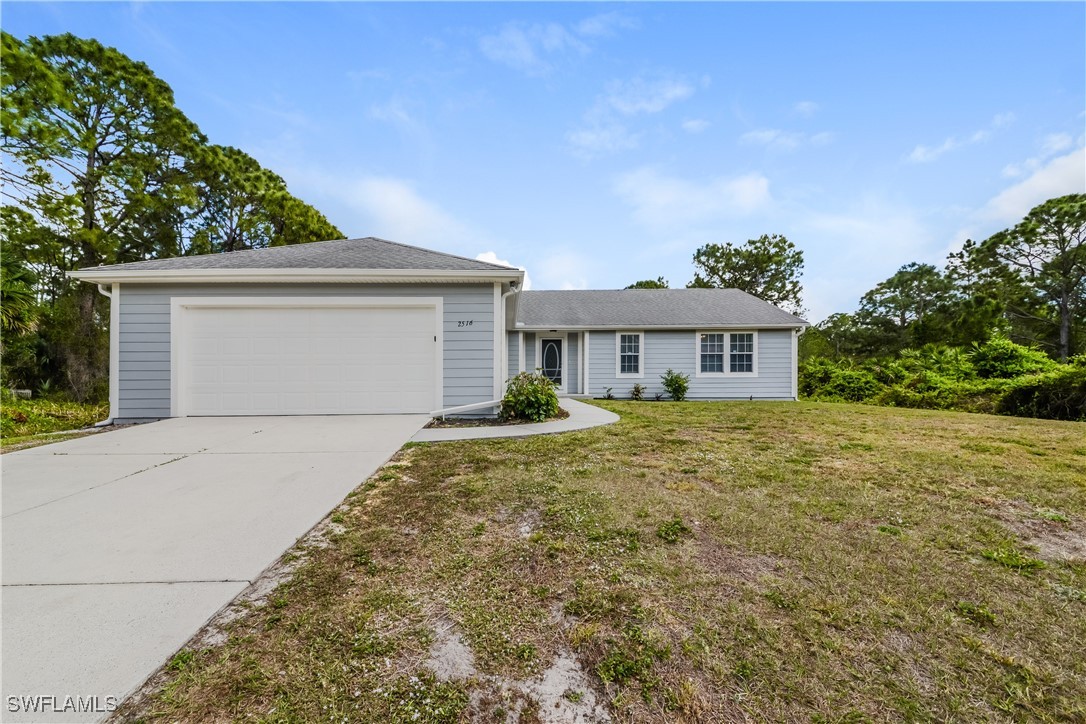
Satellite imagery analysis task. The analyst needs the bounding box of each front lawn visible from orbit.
[131,401,1085,722]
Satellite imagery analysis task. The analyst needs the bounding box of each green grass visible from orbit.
[128,401,1086,722]
[1,396,109,452]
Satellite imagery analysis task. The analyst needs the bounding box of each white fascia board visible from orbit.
[68,267,524,285]
[514,323,807,331]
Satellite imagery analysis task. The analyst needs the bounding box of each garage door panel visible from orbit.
[179,304,438,415]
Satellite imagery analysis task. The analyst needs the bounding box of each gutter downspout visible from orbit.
[498,282,521,402]
[95,284,116,427]
[793,326,807,401]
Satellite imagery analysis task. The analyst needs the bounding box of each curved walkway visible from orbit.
[410,398,619,442]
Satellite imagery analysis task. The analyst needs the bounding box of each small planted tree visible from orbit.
[660,369,690,401]
[501,372,559,422]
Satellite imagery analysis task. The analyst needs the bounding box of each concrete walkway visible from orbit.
[1,415,428,723]
[411,398,619,442]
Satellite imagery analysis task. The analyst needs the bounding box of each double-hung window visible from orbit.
[729,333,754,372]
[616,332,643,377]
[699,333,725,373]
[698,331,757,376]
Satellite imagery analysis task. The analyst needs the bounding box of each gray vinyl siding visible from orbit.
[507,333,518,380]
[115,283,496,420]
[586,329,795,400]
[567,333,580,395]
[523,332,536,372]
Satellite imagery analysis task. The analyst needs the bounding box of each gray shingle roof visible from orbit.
[79,237,517,272]
[516,289,807,328]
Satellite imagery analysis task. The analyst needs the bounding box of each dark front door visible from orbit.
[541,338,563,387]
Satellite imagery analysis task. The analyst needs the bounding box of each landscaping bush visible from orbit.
[630,383,646,401]
[500,372,559,422]
[997,365,1086,421]
[971,335,1056,379]
[660,369,690,401]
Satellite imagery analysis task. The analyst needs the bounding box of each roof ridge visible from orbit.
[363,236,516,271]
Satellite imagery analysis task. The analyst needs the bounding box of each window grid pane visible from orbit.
[620,334,640,374]
[700,333,724,373]
[730,333,754,373]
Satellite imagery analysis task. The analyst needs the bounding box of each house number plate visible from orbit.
[457,320,474,327]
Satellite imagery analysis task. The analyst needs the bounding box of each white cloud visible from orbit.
[978,147,1086,224]
[907,112,1014,163]
[369,98,420,130]
[908,137,959,163]
[603,75,695,115]
[479,22,587,76]
[681,119,710,134]
[946,146,1085,261]
[536,252,590,290]
[793,200,938,321]
[335,176,473,248]
[476,252,532,289]
[1041,132,1074,156]
[1002,132,1078,178]
[569,73,700,158]
[567,123,640,158]
[612,167,771,228]
[575,11,639,37]
[740,128,833,152]
[794,101,819,117]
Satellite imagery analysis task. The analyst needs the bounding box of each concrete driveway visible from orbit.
[1,415,428,722]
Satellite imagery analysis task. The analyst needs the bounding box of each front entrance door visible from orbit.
[540,337,563,390]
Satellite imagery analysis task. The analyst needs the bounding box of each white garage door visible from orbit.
[177,303,438,415]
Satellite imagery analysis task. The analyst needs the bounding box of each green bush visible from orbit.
[873,374,1007,413]
[865,358,910,386]
[997,366,1086,421]
[660,369,690,401]
[971,336,1056,379]
[500,372,560,422]
[820,368,882,402]
[799,358,838,396]
[630,383,646,401]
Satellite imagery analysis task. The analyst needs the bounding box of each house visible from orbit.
[70,237,808,422]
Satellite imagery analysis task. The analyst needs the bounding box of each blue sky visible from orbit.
[4,2,1084,321]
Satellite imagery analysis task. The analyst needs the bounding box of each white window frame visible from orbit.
[615,331,645,378]
[694,330,759,378]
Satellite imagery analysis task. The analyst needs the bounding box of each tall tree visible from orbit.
[978,194,1086,360]
[688,233,805,315]
[2,33,205,397]
[625,276,669,289]
[854,262,958,351]
[1,33,344,398]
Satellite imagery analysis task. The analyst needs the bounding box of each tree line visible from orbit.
[1,33,343,400]
[629,194,1085,363]
[628,195,1084,419]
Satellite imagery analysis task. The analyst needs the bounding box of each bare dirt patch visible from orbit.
[987,499,1086,563]
[425,616,610,723]
[695,535,787,584]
